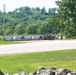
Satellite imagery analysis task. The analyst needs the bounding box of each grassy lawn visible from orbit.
[0,49,76,74]
[0,40,26,45]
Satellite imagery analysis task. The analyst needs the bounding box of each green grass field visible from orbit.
[0,49,76,74]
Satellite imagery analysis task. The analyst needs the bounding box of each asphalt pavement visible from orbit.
[0,40,76,55]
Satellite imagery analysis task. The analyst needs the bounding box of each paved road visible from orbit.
[0,40,76,55]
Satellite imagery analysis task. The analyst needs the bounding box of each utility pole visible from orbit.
[3,4,5,40]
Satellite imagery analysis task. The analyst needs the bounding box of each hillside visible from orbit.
[0,6,57,35]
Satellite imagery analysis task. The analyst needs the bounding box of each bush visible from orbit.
[0,36,3,41]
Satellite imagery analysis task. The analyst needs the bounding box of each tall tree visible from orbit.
[26,24,39,34]
[56,0,76,38]
[41,7,46,14]
[48,8,57,15]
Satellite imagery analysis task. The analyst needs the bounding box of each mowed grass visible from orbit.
[0,49,76,74]
[0,40,25,45]
[0,36,26,45]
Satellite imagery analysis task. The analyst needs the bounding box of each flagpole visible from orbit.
[3,4,5,40]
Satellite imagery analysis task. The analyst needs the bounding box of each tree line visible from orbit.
[0,6,57,36]
[0,0,76,39]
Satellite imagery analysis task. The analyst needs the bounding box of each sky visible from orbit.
[0,0,58,12]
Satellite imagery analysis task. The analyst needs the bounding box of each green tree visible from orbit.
[56,0,76,38]
[26,24,39,34]
[48,8,57,15]
[41,7,46,14]
[14,23,25,35]
[0,26,3,35]
[35,7,41,12]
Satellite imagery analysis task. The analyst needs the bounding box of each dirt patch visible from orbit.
[14,40,51,43]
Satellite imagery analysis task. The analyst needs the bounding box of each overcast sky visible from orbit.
[0,0,58,12]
